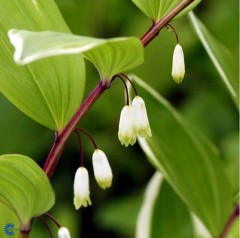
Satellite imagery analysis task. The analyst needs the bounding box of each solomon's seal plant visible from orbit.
[0,0,238,237]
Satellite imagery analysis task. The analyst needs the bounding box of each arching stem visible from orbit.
[43,0,197,178]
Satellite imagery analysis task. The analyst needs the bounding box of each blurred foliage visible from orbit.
[0,0,238,237]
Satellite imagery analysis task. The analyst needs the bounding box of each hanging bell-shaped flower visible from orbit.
[58,227,71,238]
[92,149,113,189]
[73,167,91,209]
[132,96,152,138]
[172,44,185,84]
[118,105,137,146]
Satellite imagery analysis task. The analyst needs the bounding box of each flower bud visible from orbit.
[171,44,185,84]
[118,105,137,146]
[132,96,152,138]
[58,227,71,238]
[92,149,113,189]
[73,167,91,209]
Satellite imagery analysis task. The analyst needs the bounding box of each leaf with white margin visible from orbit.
[192,215,212,238]
[0,0,85,131]
[8,30,144,82]
[136,172,194,238]
[188,12,238,107]
[136,172,163,238]
[0,154,55,229]
[130,74,233,237]
[131,0,201,22]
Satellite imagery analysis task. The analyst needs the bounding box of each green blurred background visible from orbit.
[0,0,238,237]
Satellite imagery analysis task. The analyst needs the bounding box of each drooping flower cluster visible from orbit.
[73,75,151,209]
[73,149,112,209]
[118,95,152,147]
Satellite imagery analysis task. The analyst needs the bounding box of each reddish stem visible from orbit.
[117,75,130,105]
[141,0,194,46]
[121,73,138,96]
[75,128,98,150]
[166,24,179,44]
[43,81,108,178]
[44,213,61,228]
[37,217,53,238]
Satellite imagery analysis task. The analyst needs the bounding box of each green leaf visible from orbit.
[188,12,238,107]
[0,154,55,228]
[136,172,194,238]
[131,75,233,237]
[220,132,239,194]
[131,0,201,22]
[0,0,85,131]
[8,30,144,82]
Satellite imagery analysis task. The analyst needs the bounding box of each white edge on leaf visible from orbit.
[7,30,140,66]
[188,12,237,99]
[191,214,212,238]
[136,171,163,238]
[7,29,104,65]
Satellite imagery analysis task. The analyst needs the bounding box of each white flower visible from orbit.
[92,149,113,189]
[171,44,185,84]
[58,227,71,238]
[132,96,152,138]
[118,105,137,146]
[73,167,91,209]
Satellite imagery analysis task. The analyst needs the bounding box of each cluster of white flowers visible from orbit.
[118,96,152,146]
[73,149,112,210]
[72,77,152,210]
[73,95,151,209]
